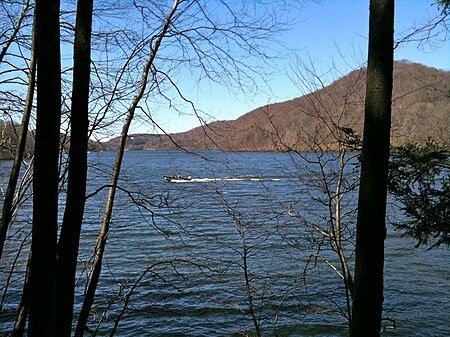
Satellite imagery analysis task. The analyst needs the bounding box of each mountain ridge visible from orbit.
[103,61,450,152]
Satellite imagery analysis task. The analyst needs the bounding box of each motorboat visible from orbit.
[163,174,192,182]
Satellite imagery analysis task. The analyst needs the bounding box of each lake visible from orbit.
[0,150,449,336]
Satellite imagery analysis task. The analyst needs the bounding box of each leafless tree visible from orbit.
[394,0,449,52]
[76,1,300,334]
[0,5,36,260]
[259,57,365,323]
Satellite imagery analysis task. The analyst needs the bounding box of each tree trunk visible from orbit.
[334,147,354,320]
[350,1,394,336]
[0,3,36,260]
[74,2,182,335]
[56,0,93,336]
[12,252,32,337]
[28,0,61,336]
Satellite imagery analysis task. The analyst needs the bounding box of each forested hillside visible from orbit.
[0,123,102,160]
[103,61,449,152]
[2,61,448,157]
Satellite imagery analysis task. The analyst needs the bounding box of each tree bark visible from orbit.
[28,0,61,336]
[350,1,394,336]
[56,0,93,336]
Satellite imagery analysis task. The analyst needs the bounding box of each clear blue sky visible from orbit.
[130,0,449,135]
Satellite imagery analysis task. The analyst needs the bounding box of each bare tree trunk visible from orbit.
[0,6,36,260]
[12,252,32,337]
[74,2,182,335]
[350,0,394,336]
[334,146,354,321]
[55,0,94,336]
[243,243,261,337]
[28,0,61,336]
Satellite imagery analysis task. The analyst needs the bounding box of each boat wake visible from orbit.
[164,176,282,183]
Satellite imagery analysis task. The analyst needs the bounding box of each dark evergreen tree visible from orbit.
[388,141,449,248]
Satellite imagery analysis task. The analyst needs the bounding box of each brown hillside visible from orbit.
[103,61,450,152]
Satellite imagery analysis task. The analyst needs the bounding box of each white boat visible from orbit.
[163,174,192,182]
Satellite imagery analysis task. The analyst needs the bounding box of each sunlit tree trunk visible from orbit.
[334,145,354,320]
[350,0,394,336]
[74,2,182,335]
[56,0,93,336]
[28,0,61,336]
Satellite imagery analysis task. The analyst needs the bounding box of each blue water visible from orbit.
[0,150,449,336]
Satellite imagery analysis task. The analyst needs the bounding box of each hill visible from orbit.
[100,61,450,152]
[0,125,102,160]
